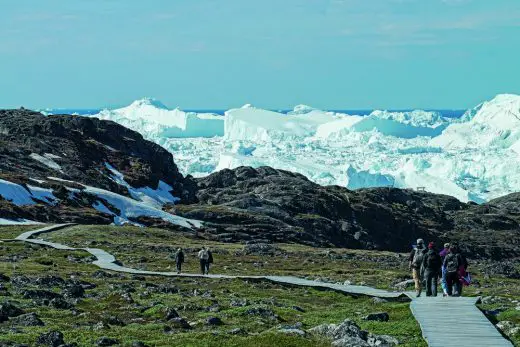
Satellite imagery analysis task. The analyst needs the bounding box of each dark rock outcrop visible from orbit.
[174,167,462,250]
[0,109,193,224]
[9,312,44,326]
[36,330,65,347]
[172,166,520,258]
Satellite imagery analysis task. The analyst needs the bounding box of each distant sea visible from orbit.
[43,109,466,118]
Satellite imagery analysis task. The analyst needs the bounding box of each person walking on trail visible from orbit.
[422,242,442,297]
[174,248,184,274]
[409,238,427,297]
[443,244,467,296]
[198,246,209,275]
[439,242,450,296]
[456,245,469,295]
[206,248,213,275]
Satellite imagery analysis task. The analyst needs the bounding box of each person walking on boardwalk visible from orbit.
[409,238,427,297]
[206,248,213,275]
[422,242,442,297]
[198,246,209,275]
[439,242,450,296]
[443,244,467,296]
[455,245,469,295]
[174,248,184,274]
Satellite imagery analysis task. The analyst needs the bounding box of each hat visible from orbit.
[428,242,435,249]
[444,243,450,248]
[416,238,424,245]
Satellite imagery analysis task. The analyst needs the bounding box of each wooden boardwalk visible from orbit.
[410,295,513,347]
[11,224,515,347]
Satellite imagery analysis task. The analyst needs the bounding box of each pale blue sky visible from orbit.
[1,0,519,109]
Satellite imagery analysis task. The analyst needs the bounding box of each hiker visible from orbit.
[409,238,427,297]
[174,248,184,274]
[443,244,467,296]
[422,242,442,297]
[206,248,213,275]
[456,245,469,295]
[439,242,450,296]
[198,246,209,275]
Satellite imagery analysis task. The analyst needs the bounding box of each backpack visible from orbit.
[412,248,425,268]
[426,250,441,270]
[446,253,459,273]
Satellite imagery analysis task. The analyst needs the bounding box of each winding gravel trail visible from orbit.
[11,224,514,347]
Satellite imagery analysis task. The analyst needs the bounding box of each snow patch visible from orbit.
[82,184,200,229]
[0,179,57,206]
[104,162,179,208]
[29,153,63,172]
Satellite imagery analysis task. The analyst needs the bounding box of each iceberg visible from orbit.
[93,98,224,139]
[431,94,520,149]
[223,107,337,142]
[82,95,520,203]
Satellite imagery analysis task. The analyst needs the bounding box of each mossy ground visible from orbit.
[0,224,47,240]
[38,225,411,289]
[1,224,519,346]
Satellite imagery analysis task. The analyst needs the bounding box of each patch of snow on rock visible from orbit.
[29,153,63,172]
[0,179,57,206]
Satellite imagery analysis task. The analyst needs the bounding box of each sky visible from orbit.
[0,0,519,110]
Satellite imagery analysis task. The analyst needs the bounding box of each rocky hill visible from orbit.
[0,109,195,227]
[173,167,520,259]
[1,109,519,259]
[0,108,187,194]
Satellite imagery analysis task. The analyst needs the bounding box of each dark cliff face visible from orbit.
[174,166,520,259]
[0,109,189,199]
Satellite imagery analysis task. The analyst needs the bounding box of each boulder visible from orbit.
[36,330,64,347]
[49,298,73,310]
[164,307,179,320]
[168,317,192,329]
[206,317,223,326]
[9,312,44,326]
[23,289,63,301]
[278,328,306,337]
[0,302,24,318]
[95,337,119,346]
[363,312,389,322]
[310,319,398,347]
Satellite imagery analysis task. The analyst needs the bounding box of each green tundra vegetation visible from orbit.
[1,225,519,346]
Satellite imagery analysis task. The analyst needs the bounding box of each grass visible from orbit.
[2,224,519,346]
[0,225,427,346]
[0,224,47,240]
[39,225,411,289]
